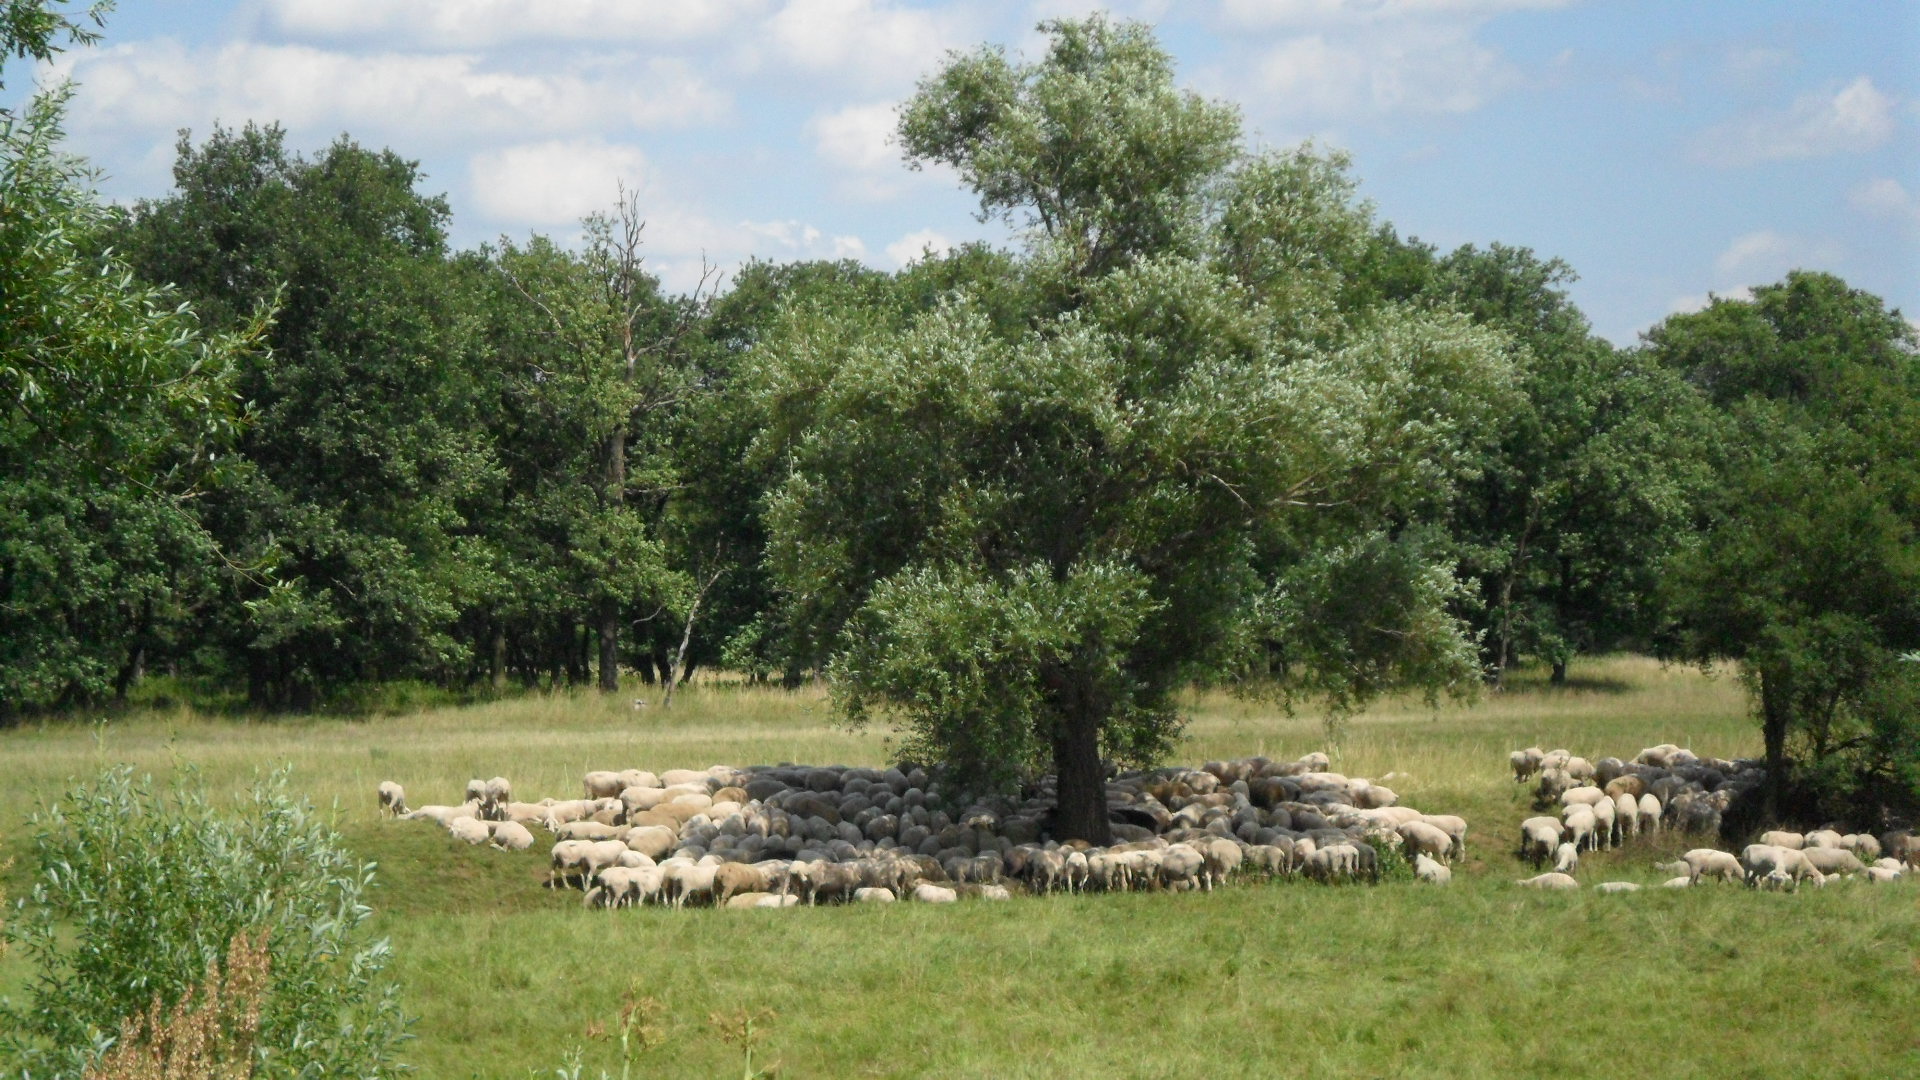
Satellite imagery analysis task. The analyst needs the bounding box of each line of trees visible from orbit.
[4,11,1915,831]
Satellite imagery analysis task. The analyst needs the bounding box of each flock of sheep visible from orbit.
[1508,743,1918,892]
[380,752,1473,908]
[379,738,1918,907]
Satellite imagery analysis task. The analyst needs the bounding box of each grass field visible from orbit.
[3,656,1917,1078]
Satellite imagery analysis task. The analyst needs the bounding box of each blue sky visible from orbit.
[17,0,1920,343]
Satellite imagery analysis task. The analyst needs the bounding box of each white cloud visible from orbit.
[809,101,901,179]
[1696,76,1897,165]
[1667,285,1753,315]
[60,40,728,151]
[885,228,953,267]
[759,0,977,91]
[262,0,772,49]
[1849,177,1920,229]
[1218,0,1569,29]
[1712,230,1842,282]
[1251,24,1516,118]
[468,139,652,226]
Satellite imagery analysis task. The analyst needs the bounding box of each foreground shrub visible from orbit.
[0,766,409,1078]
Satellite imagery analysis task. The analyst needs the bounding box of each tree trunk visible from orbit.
[1550,659,1567,685]
[662,567,724,709]
[489,624,507,693]
[1049,677,1112,844]
[597,598,621,694]
[1759,671,1790,821]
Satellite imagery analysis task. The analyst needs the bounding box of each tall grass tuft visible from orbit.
[83,930,270,1080]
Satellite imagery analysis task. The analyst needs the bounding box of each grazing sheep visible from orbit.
[1637,794,1662,834]
[1613,793,1640,841]
[1560,787,1608,809]
[464,779,487,807]
[377,781,408,817]
[1419,814,1469,860]
[713,863,769,906]
[1803,829,1844,849]
[583,771,625,799]
[1773,848,1828,888]
[1842,834,1881,860]
[1413,852,1451,884]
[1160,843,1205,890]
[549,840,593,889]
[1741,844,1792,885]
[625,825,677,860]
[1593,881,1641,894]
[1882,831,1920,869]
[1516,872,1580,890]
[482,777,511,820]
[1561,805,1597,852]
[1800,847,1864,878]
[1521,816,1564,867]
[1589,795,1617,849]
[1675,848,1743,884]
[1552,842,1579,876]
[1398,821,1453,865]
[1510,747,1545,783]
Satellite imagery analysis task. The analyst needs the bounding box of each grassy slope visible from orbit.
[2,657,1916,1078]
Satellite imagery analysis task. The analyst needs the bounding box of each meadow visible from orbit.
[3,657,1916,1078]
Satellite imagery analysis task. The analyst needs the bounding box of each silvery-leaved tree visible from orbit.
[751,16,1516,842]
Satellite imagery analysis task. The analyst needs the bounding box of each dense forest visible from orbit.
[4,11,1917,828]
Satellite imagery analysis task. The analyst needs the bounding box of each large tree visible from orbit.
[0,2,258,715]
[120,124,494,707]
[1648,271,1920,819]
[751,17,1514,841]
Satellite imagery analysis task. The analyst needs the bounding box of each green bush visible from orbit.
[0,765,410,1078]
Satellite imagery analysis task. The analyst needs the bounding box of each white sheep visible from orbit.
[1516,872,1580,890]
[448,816,490,845]
[1800,847,1864,878]
[1637,793,1662,834]
[1561,804,1597,852]
[1552,841,1579,875]
[1660,876,1693,888]
[1759,830,1805,851]
[854,887,896,903]
[913,883,958,904]
[1593,881,1641,894]
[1398,821,1453,865]
[482,777,511,820]
[1510,747,1545,783]
[583,771,625,799]
[1420,814,1469,860]
[1613,792,1639,841]
[1865,866,1904,884]
[1588,795,1617,849]
[488,820,535,851]
[376,781,408,817]
[1560,786,1608,809]
[1673,848,1743,884]
[1413,852,1451,884]
[1520,816,1564,867]
[1803,829,1844,849]
[405,801,482,828]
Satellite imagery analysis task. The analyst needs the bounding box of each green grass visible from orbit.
[3,657,1916,1078]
